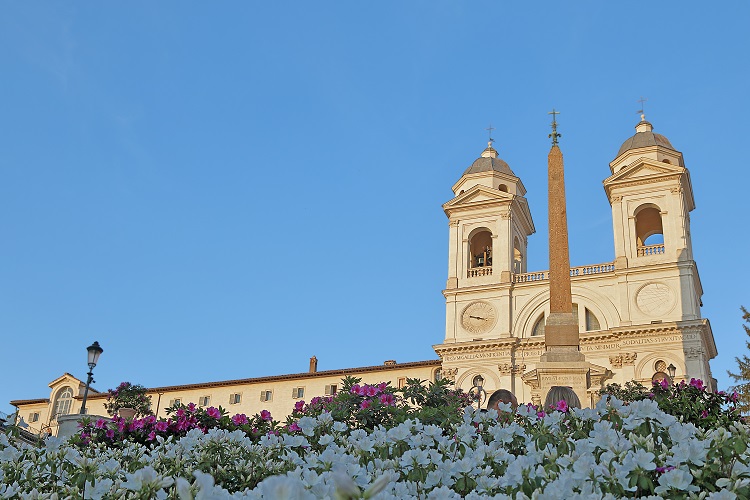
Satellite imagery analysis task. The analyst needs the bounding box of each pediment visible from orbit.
[444,185,512,209]
[48,372,85,390]
[605,159,684,185]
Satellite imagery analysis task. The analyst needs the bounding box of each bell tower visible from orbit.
[441,140,535,343]
[606,115,695,268]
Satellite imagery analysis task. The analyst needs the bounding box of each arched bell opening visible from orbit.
[513,236,524,274]
[635,205,664,256]
[468,230,493,269]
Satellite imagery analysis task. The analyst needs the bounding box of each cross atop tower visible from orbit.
[485,124,495,146]
[637,96,648,121]
[548,109,561,145]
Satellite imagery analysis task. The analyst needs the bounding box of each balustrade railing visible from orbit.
[467,267,492,278]
[637,244,665,257]
[512,261,615,284]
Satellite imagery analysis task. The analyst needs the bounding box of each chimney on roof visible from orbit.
[309,356,318,373]
[384,360,396,366]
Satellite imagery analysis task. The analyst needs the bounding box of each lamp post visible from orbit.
[667,363,677,381]
[79,341,103,415]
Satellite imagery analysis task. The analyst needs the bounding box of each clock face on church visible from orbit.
[461,301,497,334]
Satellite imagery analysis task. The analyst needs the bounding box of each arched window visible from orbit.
[532,315,545,336]
[513,237,523,274]
[52,387,74,420]
[635,205,664,250]
[585,308,601,331]
[434,368,442,382]
[469,230,492,268]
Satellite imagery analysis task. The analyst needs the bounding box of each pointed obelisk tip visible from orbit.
[548,109,561,146]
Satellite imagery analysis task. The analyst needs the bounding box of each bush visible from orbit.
[103,382,153,418]
[599,378,744,429]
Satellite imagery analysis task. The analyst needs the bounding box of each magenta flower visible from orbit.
[176,408,186,418]
[144,415,156,425]
[701,410,709,418]
[105,429,115,439]
[231,414,249,425]
[260,410,272,421]
[147,431,156,441]
[537,411,546,418]
[350,384,361,394]
[365,385,378,397]
[206,407,221,419]
[310,397,321,405]
[288,422,301,432]
[378,382,388,392]
[360,399,372,410]
[690,378,705,390]
[294,400,305,412]
[95,418,108,429]
[379,393,395,406]
[155,420,168,432]
[187,403,197,412]
[555,400,569,412]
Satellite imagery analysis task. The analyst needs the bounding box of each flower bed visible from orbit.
[2,395,750,498]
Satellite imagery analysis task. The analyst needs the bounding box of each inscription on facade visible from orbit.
[621,335,684,346]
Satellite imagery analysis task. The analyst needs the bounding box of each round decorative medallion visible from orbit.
[460,301,497,334]
[635,283,675,317]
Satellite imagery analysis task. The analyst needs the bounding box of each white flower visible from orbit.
[654,467,698,494]
[297,417,318,437]
[332,421,348,433]
[257,475,315,500]
[707,490,737,500]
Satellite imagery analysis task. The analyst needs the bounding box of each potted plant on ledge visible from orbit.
[104,382,153,419]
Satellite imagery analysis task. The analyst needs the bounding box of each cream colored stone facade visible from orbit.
[10,116,717,431]
[12,362,439,437]
[436,118,716,407]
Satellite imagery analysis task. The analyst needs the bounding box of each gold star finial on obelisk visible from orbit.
[548,109,561,145]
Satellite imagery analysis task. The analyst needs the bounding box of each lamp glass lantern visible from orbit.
[86,341,103,369]
[667,363,677,379]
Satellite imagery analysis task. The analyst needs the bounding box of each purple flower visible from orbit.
[288,422,301,432]
[701,410,708,418]
[555,400,569,412]
[231,414,248,425]
[260,410,272,421]
[379,393,395,406]
[294,400,305,412]
[147,431,156,441]
[105,429,115,439]
[95,418,108,429]
[689,378,704,390]
[206,407,221,419]
[155,420,168,432]
[360,399,372,410]
[187,403,197,412]
[350,384,361,395]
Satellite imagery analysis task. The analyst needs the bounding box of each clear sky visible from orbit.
[2,3,749,415]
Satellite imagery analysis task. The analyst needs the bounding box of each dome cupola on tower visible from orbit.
[610,115,684,173]
[452,141,524,197]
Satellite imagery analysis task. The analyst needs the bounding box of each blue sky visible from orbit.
[2,3,749,414]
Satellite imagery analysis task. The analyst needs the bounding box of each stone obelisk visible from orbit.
[533,110,590,407]
[542,110,584,362]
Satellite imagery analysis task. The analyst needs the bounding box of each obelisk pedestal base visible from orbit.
[533,359,591,408]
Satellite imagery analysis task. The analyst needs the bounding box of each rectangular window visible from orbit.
[29,412,40,423]
[229,393,242,404]
[198,396,211,407]
[260,390,273,402]
[398,377,406,389]
[169,398,182,407]
[324,384,338,396]
[292,387,304,399]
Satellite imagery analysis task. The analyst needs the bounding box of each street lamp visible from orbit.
[80,341,103,415]
[667,363,677,380]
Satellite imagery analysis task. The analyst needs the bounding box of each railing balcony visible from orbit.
[637,244,665,257]
[512,261,615,284]
[467,267,492,278]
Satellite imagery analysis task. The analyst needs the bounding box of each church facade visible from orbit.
[10,116,716,435]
